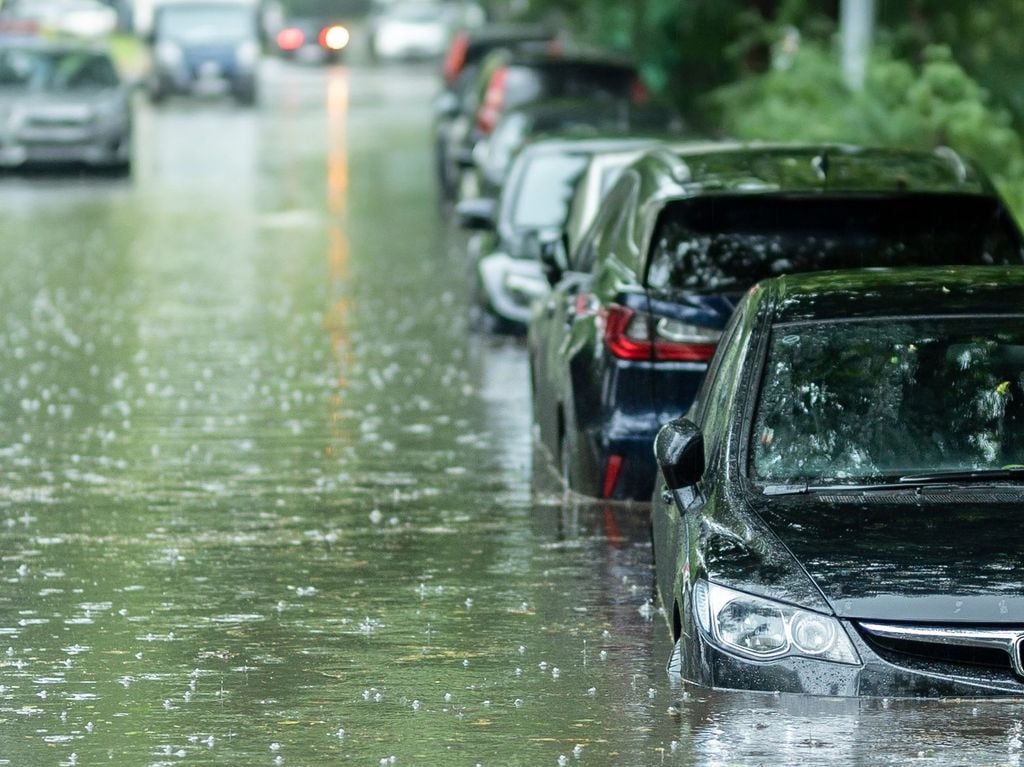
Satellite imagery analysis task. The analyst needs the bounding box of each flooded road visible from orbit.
[2,61,1024,766]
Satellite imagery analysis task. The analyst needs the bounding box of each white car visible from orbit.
[26,0,118,39]
[370,2,479,61]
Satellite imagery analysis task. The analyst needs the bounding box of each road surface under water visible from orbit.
[1,61,1023,767]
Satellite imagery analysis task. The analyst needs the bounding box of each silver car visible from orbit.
[0,42,132,171]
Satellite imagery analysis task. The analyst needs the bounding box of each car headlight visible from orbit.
[236,40,260,68]
[694,580,859,665]
[155,41,184,66]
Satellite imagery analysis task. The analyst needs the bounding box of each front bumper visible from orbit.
[0,125,131,167]
[679,623,1024,698]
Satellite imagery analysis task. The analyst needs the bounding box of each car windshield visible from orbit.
[0,48,118,91]
[157,5,253,43]
[751,317,1024,484]
[510,152,588,229]
[647,195,1023,292]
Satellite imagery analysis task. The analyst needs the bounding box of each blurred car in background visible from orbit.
[434,22,558,201]
[368,1,479,62]
[456,136,667,333]
[472,98,685,197]
[274,17,350,63]
[0,40,132,171]
[529,144,1024,501]
[2,0,117,39]
[146,0,261,105]
[447,53,648,201]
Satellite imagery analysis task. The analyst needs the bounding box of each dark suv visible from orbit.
[440,51,646,202]
[528,144,1024,501]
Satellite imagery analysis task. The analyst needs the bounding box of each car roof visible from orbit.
[462,23,555,46]
[762,266,1024,324]
[637,143,995,198]
[496,51,637,73]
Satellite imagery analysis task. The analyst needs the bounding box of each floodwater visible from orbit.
[2,61,1024,767]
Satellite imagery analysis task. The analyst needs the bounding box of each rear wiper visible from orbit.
[761,482,929,497]
[898,467,1024,484]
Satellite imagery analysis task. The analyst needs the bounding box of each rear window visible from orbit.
[511,152,588,229]
[503,63,636,111]
[646,195,1024,292]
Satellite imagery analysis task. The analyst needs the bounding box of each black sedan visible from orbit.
[529,144,1024,502]
[653,266,1024,697]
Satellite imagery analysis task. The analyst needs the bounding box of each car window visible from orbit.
[570,172,632,272]
[0,49,118,91]
[646,195,1023,293]
[510,152,588,230]
[751,316,1024,483]
[693,303,751,460]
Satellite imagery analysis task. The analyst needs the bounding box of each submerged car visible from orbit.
[0,41,131,171]
[456,136,665,332]
[146,0,261,105]
[529,144,1024,501]
[653,266,1024,697]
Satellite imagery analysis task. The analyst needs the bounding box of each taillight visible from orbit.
[276,27,305,51]
[320,25,350,51]
[443,32,469,83]
[600,305,720,362]
[476,66,507,134]
[630,79,650,105]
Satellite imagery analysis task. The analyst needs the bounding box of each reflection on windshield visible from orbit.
[511,153,587,229]
[157,6,253,43]
[0,49,119,91]
[752,318,1024,483]
[647,195,1023,292]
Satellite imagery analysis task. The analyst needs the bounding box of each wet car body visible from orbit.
[528,144,1024,501]
[434,23,557,201]
[449,52,644,201]
[0,41,132,170]
[147,1,261,105]
[652,267,1024,697]
[458,136,666,333]
[472,98,684,199]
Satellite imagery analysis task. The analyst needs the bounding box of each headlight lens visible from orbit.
[236,40,260,67]
[694,580,859,665]
[155,41,183,66]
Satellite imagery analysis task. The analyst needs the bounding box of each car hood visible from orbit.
[748,491,1024,623]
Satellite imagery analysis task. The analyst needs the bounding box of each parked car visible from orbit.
[472,98,685,198]
[274,17,351,63]
[445,52,646,201]
[0,40,132,171]
[368,1,453,62]
[146,0,261,105]
[456,136,666,333]
[528,144,1024,501]
[653,265,1024,697]
[4,0,117,39]
[434,23,558,199]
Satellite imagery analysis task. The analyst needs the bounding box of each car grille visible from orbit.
[856,621,1024,680]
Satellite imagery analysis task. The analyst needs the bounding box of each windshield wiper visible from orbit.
[898,467,1024,484]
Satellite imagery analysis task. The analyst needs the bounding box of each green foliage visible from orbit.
[712,43,1024,220]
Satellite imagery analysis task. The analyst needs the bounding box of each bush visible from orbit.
[711,43,1024,221]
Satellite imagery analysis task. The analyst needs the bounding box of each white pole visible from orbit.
[841,0,875,91]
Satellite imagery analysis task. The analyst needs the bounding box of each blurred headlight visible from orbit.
[694,580,859,665]
[320,25,350,51]
[155,41,183,66]
[236,40,260,67]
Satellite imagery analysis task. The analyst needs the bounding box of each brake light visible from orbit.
[476,66,508,134]
[602,454,624,498]
[276,27,305,51]
[600,305,720,362]
[443,32,469,83]
[320,25,350,51]
[630,79,650,105]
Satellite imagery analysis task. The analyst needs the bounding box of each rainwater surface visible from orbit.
[1,61,1024,767]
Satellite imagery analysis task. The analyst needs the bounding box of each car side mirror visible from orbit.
[656,417,704,490]
[539,233,569,286]
[455,197,497,230]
